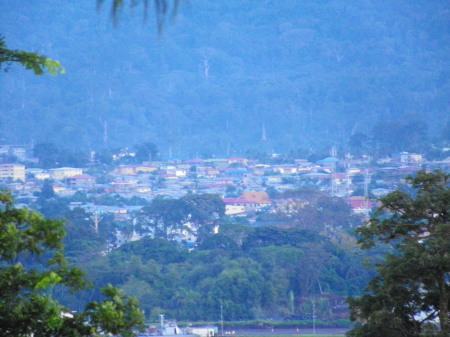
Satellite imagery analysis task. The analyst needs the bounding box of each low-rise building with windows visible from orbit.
[49,167,83,180]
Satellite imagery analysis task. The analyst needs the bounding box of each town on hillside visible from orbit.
[1,143,449,249]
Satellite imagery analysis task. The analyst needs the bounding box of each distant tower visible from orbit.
[330,146,337,158]
[331,162,336,196]
[99,118,108,145]
[226,142,231,156]
[261,123,267,141]
[90,210,103,234]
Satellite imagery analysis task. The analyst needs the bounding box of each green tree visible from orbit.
[137,198,189,239]
[180,194,225,233]
[0,35,64,75]
[33,143,60,169]
[348,170,450,337]
[138,194,225,241]
[0,191,144,336]
[97,0,183,33]
[39,179,56,200]
[134,142,159,163]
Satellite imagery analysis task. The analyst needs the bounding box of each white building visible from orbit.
[49,167,83,180]
[0,164,26,181]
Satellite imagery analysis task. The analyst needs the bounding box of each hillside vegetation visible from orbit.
[1,0,449,157]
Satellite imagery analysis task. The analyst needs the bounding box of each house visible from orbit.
[186,326,218,337]
[348,196,372,215]
[317,157,338,167]
[223,192,272,215]
[27,168,50,180]
[66,174,96,187]
[53,185,75,196]
[114,165,158,175]
[392,152,423,165]
[224,169,250,176]
[186,158,204,165]
[0,163,26,182]
[111,180,138,191]
[165,168,187,177]
[223,198,257,215]
[227,157,248,166]
[266,176,283,183]
[242,191,272,206]
[49,167,83,180]
[273,165,298,174]
[203,158,229,169]
[135,185,152,193]
[0,145,28,161]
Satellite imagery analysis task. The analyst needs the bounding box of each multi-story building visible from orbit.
[392,152,424,165]
[66,174,96,187]
[0,164,26,181]
[0,145,28,161]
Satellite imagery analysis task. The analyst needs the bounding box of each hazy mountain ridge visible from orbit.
[1,0,449,157]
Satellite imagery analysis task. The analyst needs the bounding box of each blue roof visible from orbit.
[317,157,338,163]
[225,170,249,174]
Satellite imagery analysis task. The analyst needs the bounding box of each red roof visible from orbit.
[224,198,256,204]
[186,158,204,164]
[348,196,371,209]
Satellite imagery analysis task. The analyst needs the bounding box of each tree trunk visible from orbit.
[437,271,449,334]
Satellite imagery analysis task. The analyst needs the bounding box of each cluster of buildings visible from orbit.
[1,149,449,241]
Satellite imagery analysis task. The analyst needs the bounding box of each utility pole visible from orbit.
[220,305,224,336]
[330,146,337,196]
[312,303,316,335]
[364,169,370,215]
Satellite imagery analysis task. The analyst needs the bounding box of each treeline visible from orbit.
[58,224,378,322]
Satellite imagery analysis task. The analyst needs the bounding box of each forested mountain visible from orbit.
[1,0,449,157]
